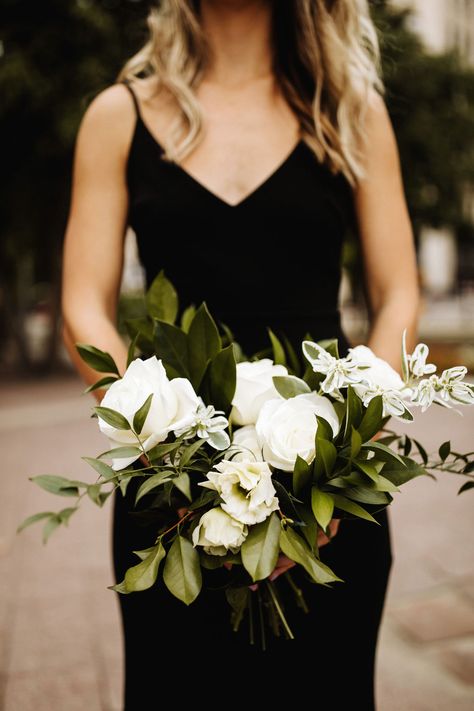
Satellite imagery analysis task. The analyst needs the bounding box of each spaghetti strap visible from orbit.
[120,79,142,120]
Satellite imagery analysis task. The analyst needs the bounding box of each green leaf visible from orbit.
[316,415,335,442]
[124,316,153,351]
[16,511,55,534]
[187,302,222,389]
[135,471,175,505]
[344,487,391,505]
[311,487,334,530]
[360,441,406,466]
[293,454,312,497]
[381,457,433,486]
[94,406,130,431]
[280,526,343,585]
[241,512,280,582]
[282,334,301,376]
[178,438,206,468]
[146,440,183,463]
[75,343,120,375]
[267,328,286,366]
[332,494,379,523]
[146,270,178,324]
[153,320,190,378]
[29,475,81,497]
[119,474,133,496]
[315,438,337,477]
[181,304,196,332]
[343,385,363,442]
[97,445,142,461]
[42,515,62,544]
[205,345,237,414]
[353,458,384,482]
[358,395,384,442]
[163,535,202,605]
[350,427,362,458]
[57,507,78,525]
[87,483,104,506]
[458,481,474,494]
[439,440,451,461]
[82,456,116,480]
[126,332,139,368]
[412,438,428,466]
[132,545,160,561]
[316,338,340,359]
[272,375,311,399]
[133,393,153,435]
[173,472,192,501]
[113,542,166,593]
[83,376,118,394]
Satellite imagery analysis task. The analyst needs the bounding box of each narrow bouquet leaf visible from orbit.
[273,375,311,399]
[112,541,166,593]
[84,376,118,394]
[267,328,286,366]
[280,526,343,585]
[163,535,202,605]
[332,494,379,523]
[133,393,153,435]
[29,475,83,497]
[241,512,280,582]
[82,457,116,481]
[94,406,130,431]
[16,511,55,534]
[75,344,120,375]
[311,487,334,530]
[145,269,178,324]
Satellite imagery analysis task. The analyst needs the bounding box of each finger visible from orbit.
[269,560,296,581]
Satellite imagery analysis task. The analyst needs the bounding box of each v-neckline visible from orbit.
[137,116,304,209]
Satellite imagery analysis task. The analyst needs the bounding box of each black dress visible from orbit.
[112,79,394,710]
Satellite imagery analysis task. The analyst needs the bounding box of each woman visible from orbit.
[61,1,420,709]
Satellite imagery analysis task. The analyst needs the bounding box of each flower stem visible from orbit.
[265,580,295,640]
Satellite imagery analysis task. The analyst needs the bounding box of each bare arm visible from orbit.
[61,84,136,402]
[353,91,421,372]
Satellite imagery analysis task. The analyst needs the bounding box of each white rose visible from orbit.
[200,459,279,525]
[348,345,405,391]
[230,358,288,426]
[255,392,340,472]
[98,355,200,470]
[226,425,264,462]
[192,507,248,556]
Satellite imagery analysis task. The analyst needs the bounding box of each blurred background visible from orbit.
[1,1,473,710]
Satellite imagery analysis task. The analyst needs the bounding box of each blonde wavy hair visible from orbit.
[116,0,384,187]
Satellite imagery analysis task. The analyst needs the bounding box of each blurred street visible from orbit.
[0,374,473,711]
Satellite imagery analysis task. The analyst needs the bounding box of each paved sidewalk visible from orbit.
[0,374,473,710]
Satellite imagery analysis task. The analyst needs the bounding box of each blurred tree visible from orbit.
[344,0,474,302]
[0,0,149,372]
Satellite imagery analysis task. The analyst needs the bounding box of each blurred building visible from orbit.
[391,0,474,65]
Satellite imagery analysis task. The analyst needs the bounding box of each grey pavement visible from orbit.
[0,374,473,710]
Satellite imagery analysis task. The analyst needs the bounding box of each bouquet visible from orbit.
[17,272,474,645]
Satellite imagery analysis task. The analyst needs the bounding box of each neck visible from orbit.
[199,0,275,88]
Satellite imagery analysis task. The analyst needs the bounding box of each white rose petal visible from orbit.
[200,459,279,525]
[230,358,288,426]
[192,507,248,556]
[255,392,340,472]
[348,345,406,391]
[98,356,200,470]
[225,425,264,462]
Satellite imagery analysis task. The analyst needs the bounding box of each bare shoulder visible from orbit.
[354,87,401,185]
[363,88,398,159]
[75,82,137,163]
